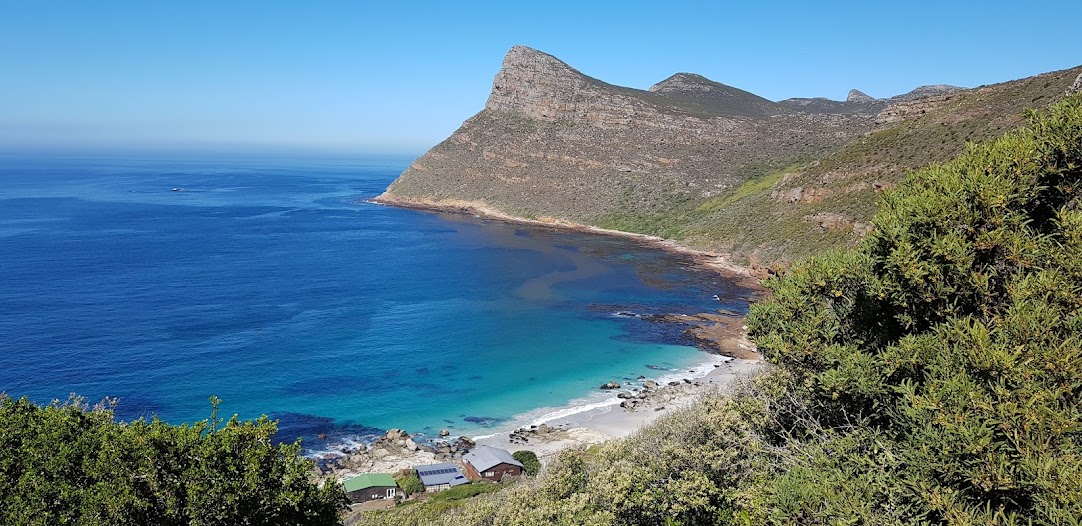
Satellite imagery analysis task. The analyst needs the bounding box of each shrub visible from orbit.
[746,93,1082,523]
[511,450,541,476]
[0,395,348,525]
[395,470,424,496]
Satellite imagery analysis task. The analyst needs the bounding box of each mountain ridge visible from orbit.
[377,45,1082,268]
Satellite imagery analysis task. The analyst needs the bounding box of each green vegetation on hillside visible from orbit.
[687,67,1082,265]
[0,395,347,525]
[364,92,1082,525]
[745,92,1082,522]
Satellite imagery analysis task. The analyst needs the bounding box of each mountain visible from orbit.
[646,72,784,117]
[377,45,1082,269]
[846,89,875,102]
[377,46,874,239]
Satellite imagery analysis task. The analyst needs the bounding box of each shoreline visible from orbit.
[315,195,767,481]
[473,355,762,462]
[368,194,768,292]
[313,350,762,482]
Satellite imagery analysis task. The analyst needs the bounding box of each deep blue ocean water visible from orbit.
[0,155,753,451]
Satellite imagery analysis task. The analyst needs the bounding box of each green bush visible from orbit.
[746,93,1082,523]
[394,470,424,496]
[511,450,541,476]
[0,395,348,525]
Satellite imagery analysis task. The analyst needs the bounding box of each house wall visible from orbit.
[467,462,522,482]
[347,486,397,503]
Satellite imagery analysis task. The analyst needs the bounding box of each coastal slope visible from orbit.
[376,45,875,235]
[377,45,1082,267]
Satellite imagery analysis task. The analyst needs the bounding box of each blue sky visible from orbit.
[2,1,1079,156]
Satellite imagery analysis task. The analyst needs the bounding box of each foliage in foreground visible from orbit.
[363,93,1082,525]
[0,395,348,525]
[745,91,1082,523]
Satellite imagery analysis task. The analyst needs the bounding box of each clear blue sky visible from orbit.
[2,1,1079,156]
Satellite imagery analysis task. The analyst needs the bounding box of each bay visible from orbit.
[0,155,752,449]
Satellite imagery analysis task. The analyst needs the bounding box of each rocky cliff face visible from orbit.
[380,46,874,224]
[378,45,1082,266]
[484,45,658,127]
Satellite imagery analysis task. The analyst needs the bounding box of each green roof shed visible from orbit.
[343,473,398,492]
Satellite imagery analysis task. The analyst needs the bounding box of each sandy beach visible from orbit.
[317,357,762,482]
[474,356,763,462]
[315,319,763,482]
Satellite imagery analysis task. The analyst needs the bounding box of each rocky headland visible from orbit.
[375,45,1082,267]
[377,45,874,238]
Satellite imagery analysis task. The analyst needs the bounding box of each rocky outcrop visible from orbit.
[314,428,477,480]
[1070,73,1082,93]
[486,45,660,127]
[890,84,964,102]
[847,89,876,102]
[875,92,961,124]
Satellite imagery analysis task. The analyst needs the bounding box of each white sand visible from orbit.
[475,358,763,461]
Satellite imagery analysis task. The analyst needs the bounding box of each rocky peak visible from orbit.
[649,73,719,93]
[485,45,622,122]
[650,72,784,117]
[847,89,876,103]
[490,45,583,92]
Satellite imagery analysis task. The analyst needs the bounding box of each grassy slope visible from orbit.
[601,65,1082,267]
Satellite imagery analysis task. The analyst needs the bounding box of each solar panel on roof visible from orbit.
[419,468,458,476]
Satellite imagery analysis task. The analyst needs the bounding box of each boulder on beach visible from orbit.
[439,428,450,437]
[600,382,621,390]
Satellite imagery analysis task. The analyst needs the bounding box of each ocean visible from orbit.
[0,155,753,451]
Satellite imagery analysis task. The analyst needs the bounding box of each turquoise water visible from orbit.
[0,155,753,450]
